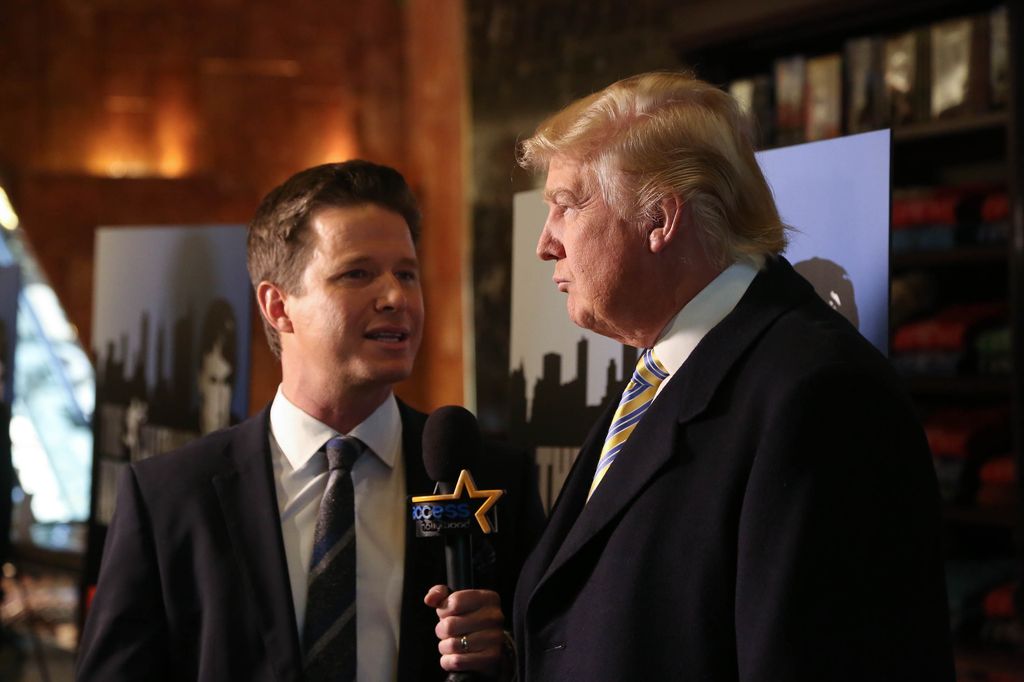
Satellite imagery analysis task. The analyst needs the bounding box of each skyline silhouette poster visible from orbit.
[510,131,891,509]
[86,225,251,584]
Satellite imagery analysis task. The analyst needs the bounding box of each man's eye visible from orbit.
[342,269,369,279]
[396,270,419,282]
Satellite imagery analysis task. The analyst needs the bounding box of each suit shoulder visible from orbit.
[130,414,264,492]
[760,296,892,380]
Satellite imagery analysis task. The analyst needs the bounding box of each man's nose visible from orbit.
[377,275,408,311]
[536,221,564,261]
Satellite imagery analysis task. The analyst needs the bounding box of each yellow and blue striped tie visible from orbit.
[588,348,669,501]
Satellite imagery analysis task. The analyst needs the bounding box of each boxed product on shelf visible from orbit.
[974,325,1011,376]
[891,270,939,327]
[844,35,885,133]
[983,581,1019,620]
[925,406,1010,503]
[946,559,1018,637]
[890,349,962,377]
[728,75,774,148]
[990,4,1009,108]
[892,301,1007,355]
[883,29,929,125]
[934,453,969,502]
[892,186,1010,252]
[978,616,1024,648]
[773,55,806,146]
[805,53,842,141]
[976,454,1017,508]
[930,15,989,119]
[924,406,1009,459]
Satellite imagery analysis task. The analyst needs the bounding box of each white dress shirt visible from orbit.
[269,387,406,682]
[652,258,762,397]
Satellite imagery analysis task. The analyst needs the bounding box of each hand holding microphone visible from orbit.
[416,406,509,679]
[424,584,505,678]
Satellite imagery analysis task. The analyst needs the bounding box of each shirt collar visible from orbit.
[269,386,402,472]
[653,257,762,376]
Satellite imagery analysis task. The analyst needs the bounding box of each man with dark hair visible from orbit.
[513,72,953,680]
[78,160,541,681]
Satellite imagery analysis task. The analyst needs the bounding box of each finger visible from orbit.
[423,584,451,608]
[435,588,501,617]
[435,611,505,640]
[437,629,504,655]
[439,650,503,676]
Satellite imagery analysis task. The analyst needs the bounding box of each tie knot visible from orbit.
[324,436,364,472]
[631,348,669,389]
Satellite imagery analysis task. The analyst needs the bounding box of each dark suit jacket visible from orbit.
[77,400,542,682]
[514,257,955,681]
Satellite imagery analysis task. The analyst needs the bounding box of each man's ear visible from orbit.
[648,194,685,254]
[256,281,294,335]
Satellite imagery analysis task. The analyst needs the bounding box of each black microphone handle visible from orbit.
[435,478,475,592]
[438,479,479,682]
[444,534,474,591]
[444,536,480,682]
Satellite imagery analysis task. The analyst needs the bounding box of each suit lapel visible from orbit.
[517,400,611,606]
[395,402,446,682]
[526,257,816,610]
[211,406,302,682]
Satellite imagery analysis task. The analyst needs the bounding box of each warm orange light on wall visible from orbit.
[311,125,359,166]
[87,150,151,178]
[88,113,154,177]
[86,93,195,178]
[155,112,193,178]
[155,80,196,178]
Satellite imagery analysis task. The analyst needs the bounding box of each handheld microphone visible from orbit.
[414,406,506,682]
[414,406,504,588]
[423,405,481,495]
[420,406,483,591]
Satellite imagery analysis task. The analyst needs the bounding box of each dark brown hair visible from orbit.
[247,160,421,357]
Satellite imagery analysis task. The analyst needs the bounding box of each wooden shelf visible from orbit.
[893,112,1009,143]
[894,246,1008,269]
[11,541,84,573]
[944,504,1019,529]
[904,375,1012,398]
[955,645,1024,677]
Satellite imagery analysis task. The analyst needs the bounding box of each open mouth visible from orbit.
[365,330,409,342]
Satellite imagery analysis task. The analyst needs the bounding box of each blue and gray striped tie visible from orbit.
[303,435,364,682]
[588,348,669,501]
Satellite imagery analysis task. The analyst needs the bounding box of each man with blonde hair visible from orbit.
[513,72,953,681]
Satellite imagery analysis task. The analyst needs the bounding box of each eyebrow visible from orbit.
[336,255,420,269]
[543,187,580,204]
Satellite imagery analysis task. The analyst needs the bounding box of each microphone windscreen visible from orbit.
[422,405,481,484]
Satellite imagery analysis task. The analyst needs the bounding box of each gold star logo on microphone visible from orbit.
[411,470,504,533]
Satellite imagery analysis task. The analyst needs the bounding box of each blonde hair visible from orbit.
[519,71,787,265]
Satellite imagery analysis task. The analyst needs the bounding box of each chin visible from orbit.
[567,307,597,333]
[370,364,415,387]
